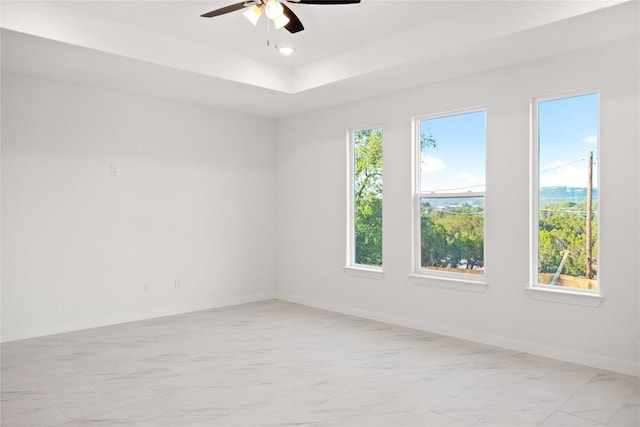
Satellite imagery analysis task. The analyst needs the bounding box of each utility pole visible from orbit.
[586,151,593,279]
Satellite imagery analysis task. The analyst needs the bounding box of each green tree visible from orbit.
[420,207,449,267]
[445,205,484,269]
[421,130,437,151]
[421,202,484,270]
[354,129,382,266]
[538,201,597,278]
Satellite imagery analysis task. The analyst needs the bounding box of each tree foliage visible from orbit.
[421,202,484,270]
[538,201,597,278]
[421,130,437,151]
[354,129,382,266]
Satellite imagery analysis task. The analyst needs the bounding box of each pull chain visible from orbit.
[266,16,271,47]
[265,16,279,49]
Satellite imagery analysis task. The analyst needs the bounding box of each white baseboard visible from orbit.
[277,292,639,377]
[6,289,636,377]
[2,291,277,343]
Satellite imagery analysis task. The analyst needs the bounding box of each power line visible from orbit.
[540,158,586,174]
[422,156,598,193]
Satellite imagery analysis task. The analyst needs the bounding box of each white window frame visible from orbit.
[411,108,487,286]
[529,90,603,303]
[345,126,383,277]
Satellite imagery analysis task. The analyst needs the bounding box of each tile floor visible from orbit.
[1,300,638,426]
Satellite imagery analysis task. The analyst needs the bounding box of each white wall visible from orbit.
[276,39,640,375]
[2,38,638,376]
[1,72,277,341]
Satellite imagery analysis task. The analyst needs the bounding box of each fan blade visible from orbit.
[292,0,360,4]
[201,1,250,18]
[281,3,304,33]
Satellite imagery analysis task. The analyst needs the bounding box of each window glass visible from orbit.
[417,110,485,276]
[420,197,484,274]
[536,93,599,291]
[352,128,382,267]
[420,111,486,194]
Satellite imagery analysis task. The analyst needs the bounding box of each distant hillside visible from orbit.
[540,186,598,205]
[423,186,597,207]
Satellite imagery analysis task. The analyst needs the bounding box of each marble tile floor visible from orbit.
[1,300,638,426]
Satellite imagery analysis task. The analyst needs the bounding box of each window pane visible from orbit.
[537,93,598,291]
[420,110,486,193]
[417,109,485,277]
[354,128,382,266]
[420,197,484,274]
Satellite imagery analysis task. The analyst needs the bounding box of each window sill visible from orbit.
[344,265,384,280]
[525,286,603,307]
[408,273,488,293]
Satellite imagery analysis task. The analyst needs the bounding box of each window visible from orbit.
[533,92,599,292]
[348,127,382,269]
[413,109,486,279]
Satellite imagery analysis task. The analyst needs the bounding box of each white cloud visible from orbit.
[582,134,598,144]
[421,155,445,173]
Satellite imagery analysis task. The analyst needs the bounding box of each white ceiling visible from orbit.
[1,0,638,118]
[52,0,473,68]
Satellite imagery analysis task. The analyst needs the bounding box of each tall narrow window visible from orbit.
[348,127,382,268]
[534,93,599,292]
[414,109,486,278]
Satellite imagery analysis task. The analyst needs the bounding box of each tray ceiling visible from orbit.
[1,0,637,117]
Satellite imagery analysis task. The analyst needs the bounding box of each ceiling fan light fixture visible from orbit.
[243,4,263,25]
[273,14,290,29]
[265,0,284,19]
[201,0,361,34]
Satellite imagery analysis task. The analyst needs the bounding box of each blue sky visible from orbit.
[419,93,598,192]
[420,110,486,193]
[538,93,598,188]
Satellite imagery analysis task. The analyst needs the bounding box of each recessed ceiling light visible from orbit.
[278,46,295,56]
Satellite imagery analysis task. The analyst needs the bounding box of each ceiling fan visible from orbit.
[200,0,361,34]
